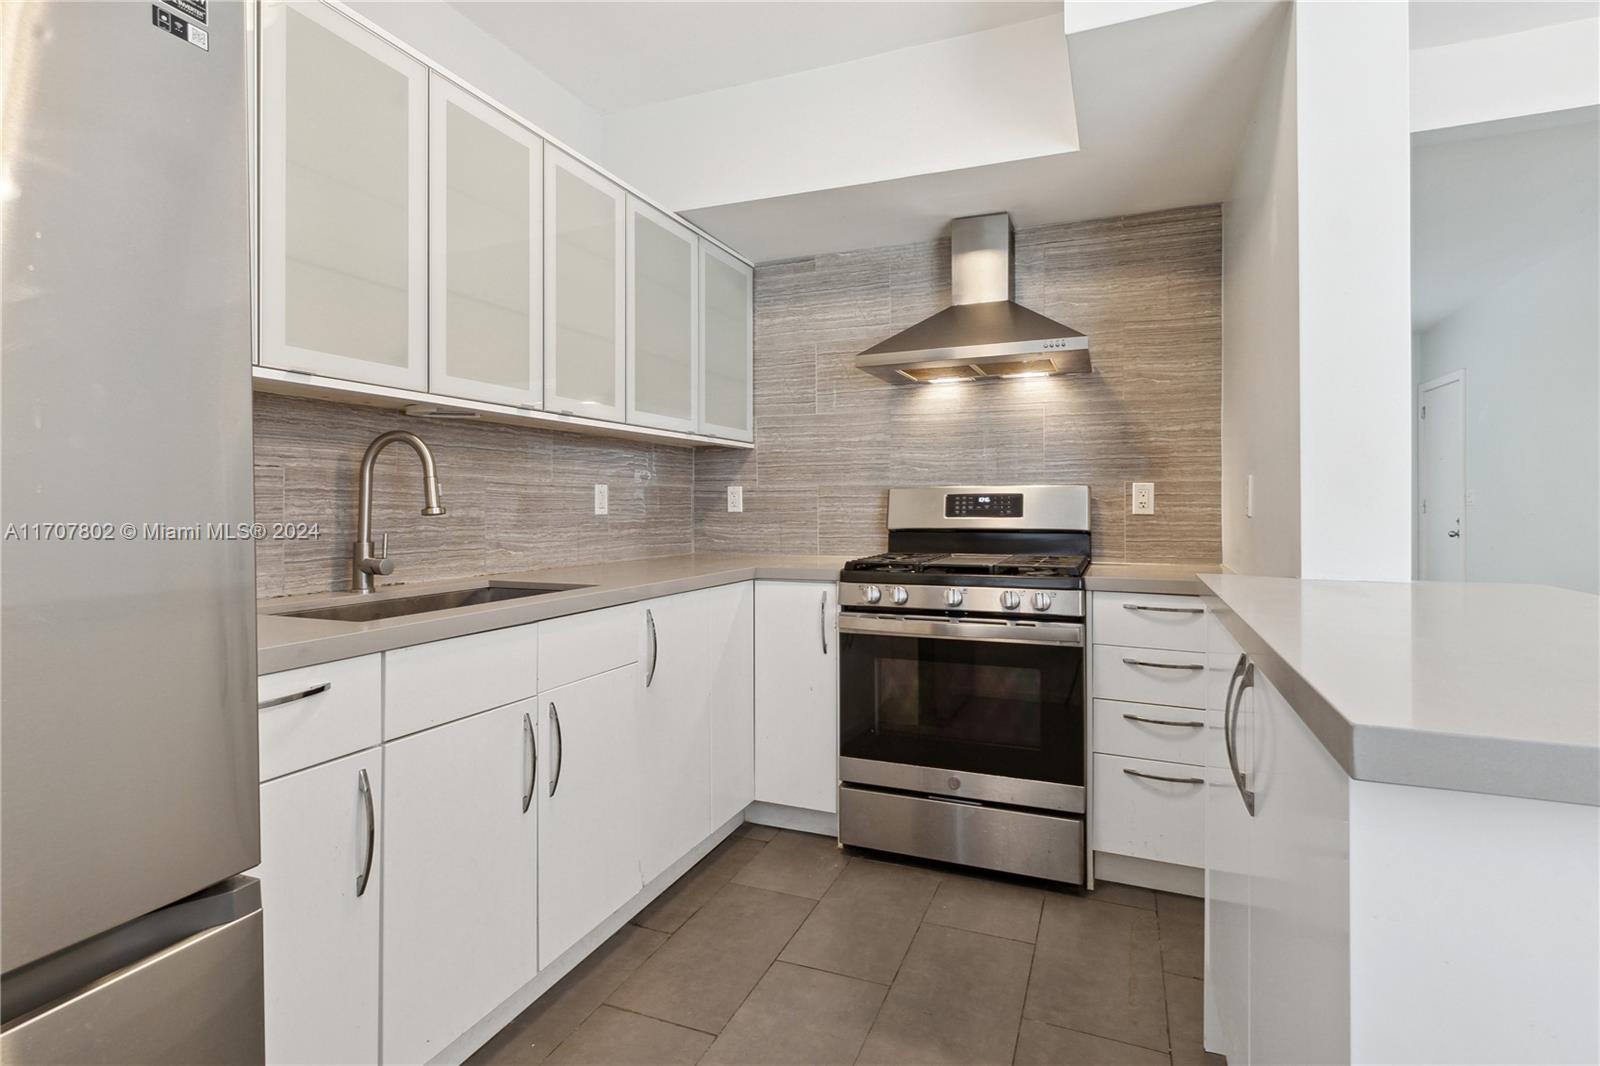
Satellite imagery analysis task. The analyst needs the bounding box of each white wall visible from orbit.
[1417,235,1600,593]
[1222,5,1300,577]
[347,0,604,159]
[1411,17,1600,134]
[1294,1,1413,581]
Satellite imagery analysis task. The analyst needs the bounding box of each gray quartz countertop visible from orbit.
[1202,575,1600,807]
[258,553,847,674]
[1084,561,1222,595]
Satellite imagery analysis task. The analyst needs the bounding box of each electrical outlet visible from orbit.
[727,485,744,513]
[593,484,608,515]
[1131,482,1155,515]
[1246,474,1255,518]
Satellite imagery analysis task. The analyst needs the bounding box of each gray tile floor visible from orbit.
[470,828,1222,1066]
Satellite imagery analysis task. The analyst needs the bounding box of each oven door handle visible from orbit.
[836,613,1084,647]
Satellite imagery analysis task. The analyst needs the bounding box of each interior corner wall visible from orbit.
[1293,1,1413,581]
[1222,5,1301,577]
[346,1,605,159]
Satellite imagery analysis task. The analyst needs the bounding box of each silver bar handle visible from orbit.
[1123,767,1204,786]
[1123,603,1203,615]
[1123,713,1204,729]
[549,702,563,798]
[1121,657,1204,671]
[258,682,330,710]
[1224,654,1257,816]
[356,768,375,897]
[645,609,658,688]
[522,711,536,814]
[820,591,829,655]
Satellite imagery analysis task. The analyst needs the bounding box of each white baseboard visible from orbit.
[1093,851,1203,897]
[431,812,746,1066]
[744,801,838,837]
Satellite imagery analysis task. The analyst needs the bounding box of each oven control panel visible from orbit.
[841,582,1083,620]
[945,493,1023,518]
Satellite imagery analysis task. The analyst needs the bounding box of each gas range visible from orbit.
[835,486,1091,885]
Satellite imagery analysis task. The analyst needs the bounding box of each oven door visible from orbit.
[837,613,1086,813]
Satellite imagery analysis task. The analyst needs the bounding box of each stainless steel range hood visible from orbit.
[856,213,1090,384]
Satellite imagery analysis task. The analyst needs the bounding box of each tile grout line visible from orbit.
[849,859,947,1066]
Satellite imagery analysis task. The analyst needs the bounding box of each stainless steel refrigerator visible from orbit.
[1,2,263,1061]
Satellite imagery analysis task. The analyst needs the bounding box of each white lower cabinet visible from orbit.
[382,701,539,1065]
[637,593,713,884]
[705,581,755,824]
[257,749,382,1066]
[753,580,838,813]
[538,666,641,969]
[1091,753,1205,868]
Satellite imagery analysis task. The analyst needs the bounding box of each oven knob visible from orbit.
[944,588,965,607]
[1032,591,1054,611]
[890,586,910,606]
[1000,590,1022,611]
[860,585,882,604]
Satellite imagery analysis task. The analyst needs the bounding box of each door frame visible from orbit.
[1417,370,1466,580]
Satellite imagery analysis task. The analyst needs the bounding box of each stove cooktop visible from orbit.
[842,551,1090,580]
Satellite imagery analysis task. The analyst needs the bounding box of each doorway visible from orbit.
[1417,372,1465,580]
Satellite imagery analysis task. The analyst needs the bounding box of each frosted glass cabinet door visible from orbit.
[699,243,754,442]
[428,76,543,407]
[626,198,699,433]
[259,0,427,389]
[544,149,626,422]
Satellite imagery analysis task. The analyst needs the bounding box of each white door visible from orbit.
[544,148,626,421]
[705,581,756,825]
[626,198,700,433]
[428,75,543,407]
[637,593,713,884]
[1418,373,1466,580]
[382,701,539,1065]
[699,242,754,442]
[257,749,382,1066]
[259,0,428,389]
[1204,615,1250,1066]
[538,666,641,969]
[754,581,838,813]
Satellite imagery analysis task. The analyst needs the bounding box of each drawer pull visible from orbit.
[1122,603,1203,615]
[1122,767,1204,786]
[1123,713,1204,729]
[258,682,330,710]
[1121,657,1203,671]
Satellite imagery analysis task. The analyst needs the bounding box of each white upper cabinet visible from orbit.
[699,242,754,442]
[544,148,627,422]
[259,1,427,389]
[428,75,543,408]
[626,198,699,433]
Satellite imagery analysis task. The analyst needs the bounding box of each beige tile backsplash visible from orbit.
[253,205,1221,597]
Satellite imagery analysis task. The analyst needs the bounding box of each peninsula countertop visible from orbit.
[1201,575,1600,807]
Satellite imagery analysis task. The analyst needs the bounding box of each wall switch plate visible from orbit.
[727,485,744,513]
[593,484,608,515]
[1131,482,1155,515]
[1246,474,1255,518]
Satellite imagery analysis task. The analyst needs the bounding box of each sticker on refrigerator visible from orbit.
[159,0,206,24]
[150,4,208,50]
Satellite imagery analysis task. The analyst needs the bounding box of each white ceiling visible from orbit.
[683,1,1285,261]
[448,1,1057,114]
[1411,111,1599,331]
[1408,1,1597,49]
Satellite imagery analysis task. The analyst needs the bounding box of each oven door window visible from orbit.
[839,630,1084,786]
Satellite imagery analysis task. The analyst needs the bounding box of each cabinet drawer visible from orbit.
[1092,645,1206,708]
[538,602,643,691]
[1092,698,1206,766]
[1092,753,1204,868]
[385,625,539,739]
[258,655,382,781]
[1092,593,1206,652]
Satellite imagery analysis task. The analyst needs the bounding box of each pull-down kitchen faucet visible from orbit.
[351,430,446,593]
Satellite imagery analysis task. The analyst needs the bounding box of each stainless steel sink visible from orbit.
[278,584,590,623]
